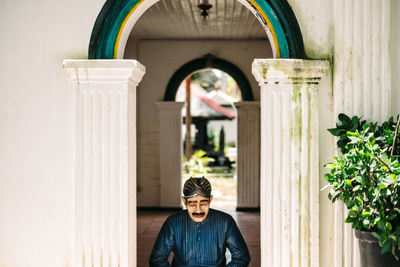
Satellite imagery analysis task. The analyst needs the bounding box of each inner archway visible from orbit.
[161,55,260,212]
[176,68,241,211]
[81,0,306,266]
[164,55,254,101]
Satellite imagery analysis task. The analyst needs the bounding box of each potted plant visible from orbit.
[324,113,400,266]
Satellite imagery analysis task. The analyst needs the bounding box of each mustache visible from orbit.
[192,212,205,216]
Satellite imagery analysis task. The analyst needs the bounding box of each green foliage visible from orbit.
[183,150,211,175]
[324,114,400,259]
[328,113,400,155]
[327,113,366,153]
[190,70,218,92]
[190,69,241,99]
[208,128,217,151]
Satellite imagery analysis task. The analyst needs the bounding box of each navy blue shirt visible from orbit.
[149,209,250,267]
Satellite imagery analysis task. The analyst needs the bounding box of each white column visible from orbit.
[234,101,260,209]
[253,59,329,267]
[63,60,145,267]
[156,102,185,207]
[333,1,391,266]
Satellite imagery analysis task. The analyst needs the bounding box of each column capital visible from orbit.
[63,59,145,86]
[252,59,329,85]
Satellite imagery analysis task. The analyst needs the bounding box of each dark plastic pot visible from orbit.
[355,229,399,267]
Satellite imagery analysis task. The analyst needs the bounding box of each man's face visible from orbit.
[182,195,213,223]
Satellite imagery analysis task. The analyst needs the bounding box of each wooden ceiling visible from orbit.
[130,0,268,40]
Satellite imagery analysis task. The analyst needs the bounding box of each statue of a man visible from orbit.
[149,176,250,266]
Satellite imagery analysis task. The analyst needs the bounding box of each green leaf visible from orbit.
[355,176,363,184]
[353,185,361,192]
[345,167,356,175]
[339,113,352,128]
[350,116,360,131]
[348,209,358,218]
[366,132,375,141]
[331,194,340,203]
[381,242,391,254]
[352,220,360,229]
[327,128,343,136]
[362,211,371,218]
[324,163,336,169]
[348,136,361,143]
[337,139,349,151]
[382,175,395,186]
[378,221,385,230]
[373,217,381,225]
[386,189,392,196]
[372,232,381,240]
[347,131,359,137]
[390,174,396,183]
[386,222,393,232]
[363,219,371,229]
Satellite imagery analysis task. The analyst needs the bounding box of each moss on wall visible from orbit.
[288,0,334,60]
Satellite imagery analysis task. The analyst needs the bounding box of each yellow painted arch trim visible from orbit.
[113,0,280,59]
[114,0,145,59]
[247,0,280,58]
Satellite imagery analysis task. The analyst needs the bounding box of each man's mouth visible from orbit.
[192,212,205,218]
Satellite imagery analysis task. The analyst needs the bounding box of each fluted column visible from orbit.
[333,1,391,266]
[63,60,145,267]
[234,101,260,209]
[156,102,185,207]
[253,59,329,267]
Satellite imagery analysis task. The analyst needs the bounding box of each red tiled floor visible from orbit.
[137,210,260,266]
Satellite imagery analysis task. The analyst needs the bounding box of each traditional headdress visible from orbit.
[183,177,212,199]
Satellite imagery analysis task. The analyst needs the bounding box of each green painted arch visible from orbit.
[164,55,254,101]
[89,0,305,59]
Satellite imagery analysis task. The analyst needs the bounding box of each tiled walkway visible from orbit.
[137,209,260,266]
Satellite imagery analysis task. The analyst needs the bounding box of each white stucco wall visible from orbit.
[289,0,333,59]
[391,0,400,115]
[0,0,103,266]
[124,39,272,206]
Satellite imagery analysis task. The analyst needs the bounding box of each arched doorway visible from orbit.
[68,0,306,266]
[127,2,271,210]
